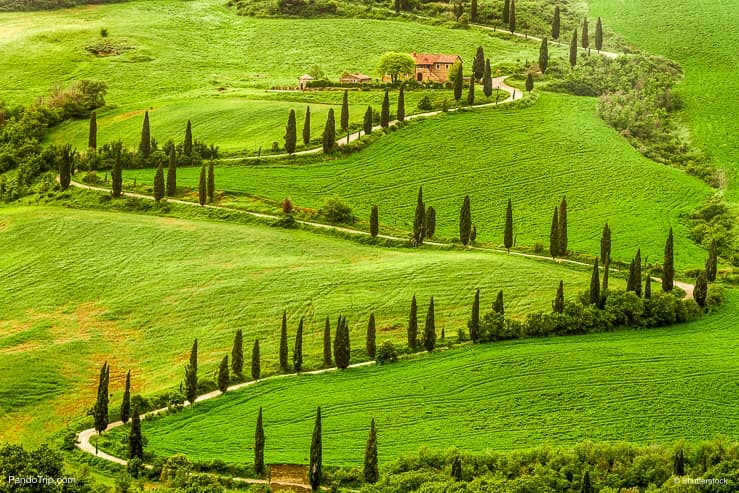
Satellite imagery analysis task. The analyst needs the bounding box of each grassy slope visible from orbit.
[587,0,739,201]
[124,93,711,267]
[105,291,739,467]
[0,206,604,445]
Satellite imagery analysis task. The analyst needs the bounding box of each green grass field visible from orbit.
[101,290,739,467]
[123,93,711,268]
[588,0,739,202]
[0,206,607,445]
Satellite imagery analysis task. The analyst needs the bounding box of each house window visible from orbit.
[445,64,449,69]
[436,64,440,69]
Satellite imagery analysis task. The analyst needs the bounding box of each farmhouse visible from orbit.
[412,52,461,83]
[339,72,372,84]
[298,74,314,91]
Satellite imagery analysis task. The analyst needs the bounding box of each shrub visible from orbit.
[320,196,353,223]
[417,95,433,111]
[100,27,108,37]
[376,341,398,364]
[282,196,293,214]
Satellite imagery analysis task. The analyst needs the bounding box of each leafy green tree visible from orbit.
[414,186,425,245]
[231,329,243,376]
[663,228,674,291]
[549,206,560,258]
[595,17,603,52]
[293,316,304,372]
[397,85,405,122]
[508,0,516,32]
[370,205,379,237]
[483,59,493,97]
[425,205,436,238]
[694,271,708,308]
[255,407,265,475]
[473,46,485,81]
[553,280,565,313]
[198,164,206,206]
[381,91,390,127]
[504,198,513,252]
[589,260,600,306]
[251,339,260,380]
[323,316,332,367]
[493,290,504,315]
[503,0,510,23]
[558,195,568,255]
[570,29,578,67]
[552,6,560,39]
[375,52,415,83]
[467,74,475,105]
[217,355,229,393]
[470,0,477,22]
[581,470,592,493]
[408,294,418,349]
[285,109,297,154]
[706,239,718,281]
[363,106,373,135]
[469,289,480,342]
[367,313,376,359]
[111,143,123,197]
[322,109,336,153]
[539,38,549,73]
[309,407,322,491]
[334,315,351,369]
[423,297,436,352]
[364,418,379,483]
[280,310,289,372]
[166,147,177,197]
[453,62,464,100]
[139,111,151,158]
[121,369,131,424]
[184,339,198,404]
[525,73,534,92]
[459,195,472,245]
[340,90,349,132]
[128,405,143,460]
[581,17,589,49]
[303,106,311,145]
[88,111,97,150]
[153,161,164,202]
[184,120,193,158]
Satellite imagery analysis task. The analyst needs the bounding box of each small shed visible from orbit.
[339,72,372,84]
[298,74,315,91]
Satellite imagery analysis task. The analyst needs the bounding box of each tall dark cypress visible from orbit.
[232,329,243,376]
[558,195,568,255]
[414,186,425,245]
[364,418,379,483]
[323,316,332,367]
[589,259,600,306]
[468,289,480,342]
[340,90,349,132]
[425,206,436,238]
[552,6,560,39]
[493,290,504,315]
[293,316,304,372]
[128,405,143,460]
[549,206,560,258]
[553,280,565,313]
[673,449,685,477]
[92,362,109,445]
[663,228,674,291]
[58,145,73,190]
[581,471,592,493]
[367,313,376,359]
[139,111,151,158]
[381,91,390,128]
[645,275,652,299]
[185,339,198,404]
[88,111,97,150]
[508,0,516,33]
[397,85,405,122]
[285,109,297,154]
[166,147,177,197]
[370,205,379,237]
[570,29,578,67]
[251,339,261,380]
[394,0,400,13]
[473,46,485,81]
[423,297,436,352]
[627,259,637,293]
[322,108,336,153]
[634,248,642,297]
[459,195,472,245]
[539,37,549,73]
[279,311,289,372]
[705,239,718,281]
[483,59,493,98]
[334,316,351,369]
[502,0,510,23]
[470,0,477,22]
[581,17,589,49]
[121,369,131,424]
[153,161,164,202]
[453,62,464,101]
[363,106,373,135]
[255,407,265,475]
[525,73,534,92]
[595,17,603,52]
[111,144,122,198]
[467,74,475,105]
[694,271,708,308]
[408,294,418,349]
[198,164,206,206]
[217,355,229,393]
[504,198,513,253]
[309,407,322,492]
[303,106,311,145]
[184,120,193,158]
[600,223,611,265]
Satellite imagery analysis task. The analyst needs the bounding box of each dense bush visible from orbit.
[0,0,130,10]
[320,196,354,223]
[376,340,399,364]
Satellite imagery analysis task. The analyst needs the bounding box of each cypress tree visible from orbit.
[425,205,436,238]
[370,205,379,237]
[504,198,513,253]
[600,223,611,265]
[549,206,560,258]
[581,17,589,49]
[552,6,560,39]
[634,248,642,297]
[570,29,578,67]
[381,91,390,128]
[363,106,373,135]
[589,259,600,306]
[232,329,243,376]
[581,471,592,493]
[539,38,549,73]
[121,369,131,424]
[470,0,477,22]
[285,109,297,154]
[309,407,322,492]
[58,145,73,190]
[88,111,97,150]
[92,362,109,447]
[251,339,261,380]
[451,455,462,481]
[364,418,379,483]
[553,280,565,313]
[473,46,485,81]
[280,311,289,372]
[153,161,164,202]
[468,289,480,342]
[453,62,464,101]
[255,407,265,476]
[367,313,376,359]
[663,228,674,291]
[303,106,311,145]
[558,195,568,255]
[502,0,510,23]
[705,239,718,281]
[459,195,472,245]
[340,90,349,132]
[470,224,477,242]
[323,316,332,367]
[525,73,534,92]
[467,74,475,105]
[423,297,436,352]
[508,0,516,33]
[293,316,304,372]
[185,339,198,404]
[184,120,193,158]
[139,111,151,158]
[602,261,610,292]
[645,275,652,299]
[166,147,176,197]
[483,59,493,98]
[694,271,708,308]
[111,145,122,197]
[198,164,206,206]
[595,17,603,52]
[322,108,336,153]
[408,294,418,349]
[493,290,504,315]
[217,355,229,393]
[128,405,143,460]
[397,85,405,122]
[414,186,425,245]
[334,316,351,369]
[673,449,685,476]
[627,259,637,293]
[394,0,400,13]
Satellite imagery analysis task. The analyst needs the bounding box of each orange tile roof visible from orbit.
[412,53,460,65]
